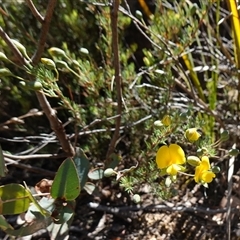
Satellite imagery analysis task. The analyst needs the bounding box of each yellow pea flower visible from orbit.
[161,115,171,126]
[156,144,186,176]
[185,128,201,142]
[194,156,216,184]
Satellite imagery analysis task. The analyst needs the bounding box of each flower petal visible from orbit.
[201,171,216,183]
[166,164,181,176]
[201,156,210,170]
[194,156,215,183]
[185,128,201,142]
[156,145,171,169]
[169,144,186,165]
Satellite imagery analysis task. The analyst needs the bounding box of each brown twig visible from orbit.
[31,0,57,64]
[0,1,75,157]
[36,92,75,156]
[4,157,55,177]
[28,0,75,156]
[106,0,122,164]
[89,202,240,220]
[3,152,66,160]
[25,0,44,23]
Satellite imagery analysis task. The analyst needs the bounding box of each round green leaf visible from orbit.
[83,182,96,195]
[51,158,80,201]
[74,148,90,189]
[88,168,104,180]
[0,184,31,215]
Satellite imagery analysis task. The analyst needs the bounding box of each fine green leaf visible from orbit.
[51,158,80,201]
[0,184,31,215]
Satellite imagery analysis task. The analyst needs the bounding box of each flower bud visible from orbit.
[11,39,29,58]
[19,81,26,87]
[0,68,14,77]
[143,57,151,66]
[161,115,171,126]
[80,48,89,55]
[220,130,229,141]
[55,60,69,69]
[212,166,220,174]
[41,58,56,70]
[190,4,198,15]
[154,120,163,128]
[196,147,208,157]
[165,176,172,187]
[19,80,42,90]
[104,168,117,177]
[229,148,239,157]
[31,81,43,90]
[187,156,200,167]
[185,128,201,142]
[132,194,141,204]
[179,112,188,121]
[135,10,143,19]
[72,60,80,67]
[48,47,67,58]
[0,52,9,62]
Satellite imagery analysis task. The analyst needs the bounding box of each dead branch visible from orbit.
[106,0,122,164]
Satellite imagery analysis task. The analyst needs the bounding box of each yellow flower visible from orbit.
[185,128,201,142]
[156,144,186,176]
[161,115,171,126]
[194,156,216,184]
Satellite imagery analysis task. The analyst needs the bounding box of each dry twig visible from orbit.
[106,0,122,163]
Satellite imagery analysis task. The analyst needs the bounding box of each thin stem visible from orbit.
[26,0,75,156]
[0,27,26,66]
[31,0,57,65]
[106,0,122,164]
[178,171,194,177]
[25,0,44,23]
[36,91,75,156]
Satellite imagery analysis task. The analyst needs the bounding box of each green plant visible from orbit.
[0,1,239,239]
